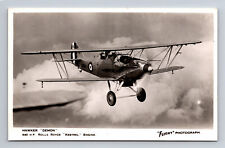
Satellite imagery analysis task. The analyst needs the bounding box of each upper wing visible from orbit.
[37,77,117,82]
[21,41,201,55]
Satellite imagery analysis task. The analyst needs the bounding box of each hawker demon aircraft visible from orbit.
[22,41,201,106]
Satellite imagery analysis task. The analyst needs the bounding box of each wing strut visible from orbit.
[59,53,69,78]
[52,54,63,79]
[167,46,173,66]
[52,53,70,79]
[156,44,184,69]
[168,45,183,66]
[157,46,171,69]
[151,46,170,62]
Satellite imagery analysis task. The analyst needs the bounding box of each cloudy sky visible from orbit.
[13,12,215,128]
[13,12,214,76]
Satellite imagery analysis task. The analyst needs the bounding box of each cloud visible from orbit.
[79,38,214,128]
[14,59,95,93]
[13,59,92,109]
[14,13,213,78]
[13,37,214,128]
[90,37,133,48]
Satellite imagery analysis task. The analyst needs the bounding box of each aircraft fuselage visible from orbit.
[75,52,147,86]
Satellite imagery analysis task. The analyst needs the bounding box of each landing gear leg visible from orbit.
[107,80,111,91]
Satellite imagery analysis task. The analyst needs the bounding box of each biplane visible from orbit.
[22,41,201,106]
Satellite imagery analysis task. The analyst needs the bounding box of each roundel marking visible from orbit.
[88,62,93,72]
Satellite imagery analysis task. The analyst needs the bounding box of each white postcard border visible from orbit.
[8,8,218,141]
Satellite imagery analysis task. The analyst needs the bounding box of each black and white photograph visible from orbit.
[8,8,217,141]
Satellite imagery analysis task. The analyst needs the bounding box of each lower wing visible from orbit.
[149,66,184,75]
[115,66,184,80]
[37,77,117,82]
[37,66,183,83]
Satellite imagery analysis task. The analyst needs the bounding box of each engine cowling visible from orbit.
[139,63,153,72]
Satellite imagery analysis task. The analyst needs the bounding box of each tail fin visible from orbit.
[71,41,79,49]
[71,41,78,64]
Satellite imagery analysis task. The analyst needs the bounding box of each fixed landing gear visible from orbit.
[106,80,122,106]
[136,87,146,102]
[107,91,116,106]
[106,81,146,106]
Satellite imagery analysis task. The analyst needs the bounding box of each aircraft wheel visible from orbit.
[107,91,116,106]
[136,87,146,102]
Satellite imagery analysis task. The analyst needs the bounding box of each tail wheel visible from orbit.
[107,91,116,106]
[136,87,146,102]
